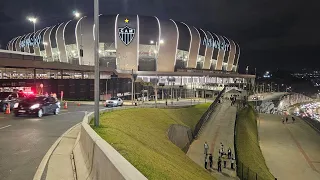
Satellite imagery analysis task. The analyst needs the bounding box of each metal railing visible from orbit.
[193,87,226,138]
[234,104,277,180]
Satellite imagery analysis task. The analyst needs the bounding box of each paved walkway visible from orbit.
[259,114,320,180]
[42,124,80,180]
[187,102,238,179]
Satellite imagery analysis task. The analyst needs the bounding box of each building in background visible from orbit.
[7,14,240,73]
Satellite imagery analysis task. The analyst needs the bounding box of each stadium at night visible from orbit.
[2,14,254,99]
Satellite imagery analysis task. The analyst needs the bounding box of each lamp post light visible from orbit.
[27,17,37,34]
[73,11,81,18]
[93,0,100,127]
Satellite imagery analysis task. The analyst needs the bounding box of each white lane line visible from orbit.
[0,125,11,130]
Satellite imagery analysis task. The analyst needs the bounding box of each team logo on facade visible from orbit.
[118,18,135,46]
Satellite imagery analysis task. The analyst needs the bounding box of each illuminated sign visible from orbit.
[201,38,230,51]
[19,35,41,48]
[118,18,136,46]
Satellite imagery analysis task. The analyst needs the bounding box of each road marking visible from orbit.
[0,125,11,130]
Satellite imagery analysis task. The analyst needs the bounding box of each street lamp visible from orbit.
[27,17,37,34]
[73,11,81,18]
[94,0,100,127]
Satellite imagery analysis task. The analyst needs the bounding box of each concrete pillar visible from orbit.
[202,90,205,98]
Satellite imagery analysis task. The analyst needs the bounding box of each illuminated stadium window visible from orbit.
[40,50,47,61]
[175,50,189,70]
[222,63,228,71]
[138,44,156,71]
[211,59,217,70]
[51,48,60,62]
[99,42,116,68]
[65,44,79,64]
[196,55,205,69]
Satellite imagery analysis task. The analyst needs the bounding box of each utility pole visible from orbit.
[93,0,100,127]
[131,69,134,105]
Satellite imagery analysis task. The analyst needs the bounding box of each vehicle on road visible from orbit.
[0,91,28,112]
[104,97,123,107]
[13,96,60,118]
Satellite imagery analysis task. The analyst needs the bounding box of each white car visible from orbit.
[104,97,123,107]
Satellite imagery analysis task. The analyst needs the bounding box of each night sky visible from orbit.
[0,0,319,73]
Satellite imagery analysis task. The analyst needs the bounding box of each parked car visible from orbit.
[13,96,60,118]
[0,91,28,112]
[104,97,123,107]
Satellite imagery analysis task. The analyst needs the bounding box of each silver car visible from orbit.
[104,97,123,107]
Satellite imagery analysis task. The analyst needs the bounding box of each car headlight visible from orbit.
[30,104,40,109]
[14,103,19,108]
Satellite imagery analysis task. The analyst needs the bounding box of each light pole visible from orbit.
[105,62,110,99]
[73,11,81,18]
[27,17,37,35]
[150,40,163,106]
[94,0,100,127]
[28,17,37,91]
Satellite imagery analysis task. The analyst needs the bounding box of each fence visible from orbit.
[236,161,268,180]
[193,87,226,138]
[234,104,277,180]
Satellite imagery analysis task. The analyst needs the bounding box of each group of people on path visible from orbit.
[282,116,295,124]
[203,142,236,172]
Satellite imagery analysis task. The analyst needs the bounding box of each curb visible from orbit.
[33,123,81,180]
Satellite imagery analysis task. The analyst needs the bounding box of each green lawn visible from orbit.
[92,103,215,180]
[235,106,274,180]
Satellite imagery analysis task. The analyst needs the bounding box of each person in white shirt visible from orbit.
[204,142,209,155]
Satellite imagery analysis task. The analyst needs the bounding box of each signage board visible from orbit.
[201,37,230,51]
[19,35,41,48]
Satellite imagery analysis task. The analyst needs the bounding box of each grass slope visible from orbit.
[92,103,215,180]
[236,106,274,180]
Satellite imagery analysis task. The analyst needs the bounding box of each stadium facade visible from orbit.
[7,14,240,73]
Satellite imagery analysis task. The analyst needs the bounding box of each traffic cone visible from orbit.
[64,102,68,109]
[5,104,10,114]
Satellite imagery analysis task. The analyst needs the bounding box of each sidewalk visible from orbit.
[187,101,238,180]
[42,124,81,180]
[259,113,320,180]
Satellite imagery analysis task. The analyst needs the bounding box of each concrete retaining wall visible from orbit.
[72,109,147,180]
[167,124,193,153]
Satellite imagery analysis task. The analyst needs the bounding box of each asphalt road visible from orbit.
[0,99,208,180]
[0,104,97,180]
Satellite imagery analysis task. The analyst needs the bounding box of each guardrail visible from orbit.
[193,87,226,138]
[234,103,277,180]
[72,107,148,180]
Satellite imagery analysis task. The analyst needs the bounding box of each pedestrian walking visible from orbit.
[282,117,285,124]
[204,156,208,169]
[285,116,288,123]
[209,153,213,169]
[292,116,295,123]
[204,142,209,155]
[231,155,235,170]
[218,157,222,172]
[227,148,232,159]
